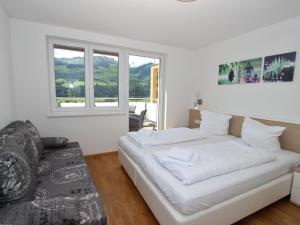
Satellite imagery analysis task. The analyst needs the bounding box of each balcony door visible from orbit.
[127,51,164,130]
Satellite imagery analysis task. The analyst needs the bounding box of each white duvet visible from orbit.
[127,127,205,147]
[153,141,276,185]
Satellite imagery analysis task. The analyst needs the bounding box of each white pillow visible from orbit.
[200,110,232,135]
[241,117,286,152]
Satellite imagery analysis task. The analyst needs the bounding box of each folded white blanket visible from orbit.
[159,157,198,167]
[128,127,205,147]
[167,147,194,162]
[153,141,276,185]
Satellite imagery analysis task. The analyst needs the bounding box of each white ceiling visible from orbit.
[1,0,300,49]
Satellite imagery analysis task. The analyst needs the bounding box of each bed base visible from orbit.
[119,148,293,225]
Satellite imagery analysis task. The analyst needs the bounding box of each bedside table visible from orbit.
[291,167,300,206]
[189,109,200,128]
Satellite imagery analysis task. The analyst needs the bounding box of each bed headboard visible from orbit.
[229,116,300,153]
[190,110,300,153]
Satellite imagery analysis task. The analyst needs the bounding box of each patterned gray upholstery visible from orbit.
[38,143,85,175]
[41,137,69,149]
[0,121,25,134]
[25,120,44,157]
[0,195,105,225]
[3,128,39,171]
[35,164,95,199]
[0,121,107,225]
[0,143,36,208]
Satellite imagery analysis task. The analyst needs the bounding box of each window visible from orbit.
[48,38,125,116]
[93,50,119,107]
[54,45,86,108]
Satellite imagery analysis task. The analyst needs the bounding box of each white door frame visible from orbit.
[125,49,166,130]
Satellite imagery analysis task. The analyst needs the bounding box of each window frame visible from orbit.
[47,37,126,117]
[125,49,166,130]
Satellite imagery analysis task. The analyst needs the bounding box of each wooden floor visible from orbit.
[85,152,300,225]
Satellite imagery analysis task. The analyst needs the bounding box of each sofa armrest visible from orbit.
[41,137,69,149]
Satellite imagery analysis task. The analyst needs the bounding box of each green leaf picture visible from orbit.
[263,52,296,82]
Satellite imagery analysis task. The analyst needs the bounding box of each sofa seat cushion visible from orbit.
[0,195,107,225]
[35,164,97,200]
[0,144,36,208]
[38,142,84,175]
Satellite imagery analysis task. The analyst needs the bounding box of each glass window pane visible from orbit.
[93,51,119,107]
[129,55,160,129]
[54,45,85,108]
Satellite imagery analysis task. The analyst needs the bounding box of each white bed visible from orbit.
[141,148,300,215]
[119,134,237,166]
[119,133,300,225]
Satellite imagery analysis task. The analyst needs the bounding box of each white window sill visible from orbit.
[47,110,127,118]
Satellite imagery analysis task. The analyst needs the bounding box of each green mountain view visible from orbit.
[54,56,153,101]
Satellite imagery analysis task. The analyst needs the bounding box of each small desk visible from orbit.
[189,109,200,128]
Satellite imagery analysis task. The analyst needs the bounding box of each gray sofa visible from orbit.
[0,120,107,225]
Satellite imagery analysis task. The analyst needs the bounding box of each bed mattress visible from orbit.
[119,137,300,215]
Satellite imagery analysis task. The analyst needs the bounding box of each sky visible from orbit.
[129,55,160,67]
[54,48,84,58]
[54,49,160,67]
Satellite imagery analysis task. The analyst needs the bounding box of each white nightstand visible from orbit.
[291,167,300,206]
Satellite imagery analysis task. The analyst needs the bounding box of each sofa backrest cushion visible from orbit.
[0,120,40,170]
[0,143,36,208]
[0,121,25,136]
[2,130,39,171]
[24,120,43,157]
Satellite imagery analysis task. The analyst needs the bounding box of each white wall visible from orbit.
[195,17,300,124]
[10,19,195,155]
[0,5,14,128]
